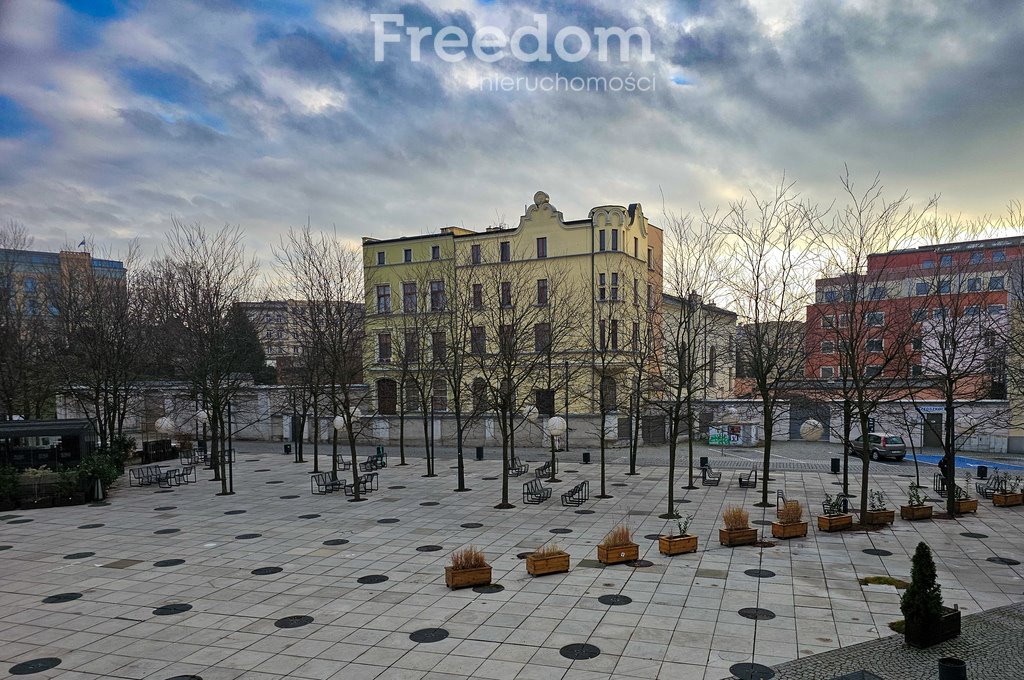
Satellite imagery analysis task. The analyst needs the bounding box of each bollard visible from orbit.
[583,451,591,464]
[831,457,841,474]
[977,465,988,479]
[476,446,484,461]
[937,657,966,680]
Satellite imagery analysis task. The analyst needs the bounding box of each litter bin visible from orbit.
[699,456,709,468]
[831,457,841,474]
[583,451,591,464]
[977,465,988,479]
[284,444,292,455]
[476,446,484,461]
[937,657,966,680]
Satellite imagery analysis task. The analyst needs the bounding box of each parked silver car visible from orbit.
[848,433,907,461]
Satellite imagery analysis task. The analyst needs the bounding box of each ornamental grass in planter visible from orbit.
[992,474,1024,507]
[900,541,960,648]
[953,476,978,514]
[597,524,639,564]
[817,494,853,532]
[719,506,757,546]
[900,485,933,521]
[863,490,895,526]
[526,542,570,576]
[444,546,492,589]
[771,500,807,539]
[659,512,698,555]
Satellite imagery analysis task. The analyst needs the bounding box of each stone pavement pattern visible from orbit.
[0,445,1022,680]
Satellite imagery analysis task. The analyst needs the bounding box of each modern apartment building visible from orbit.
[0,248,125,317]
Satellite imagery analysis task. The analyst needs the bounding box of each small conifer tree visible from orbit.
[900,541,943,623]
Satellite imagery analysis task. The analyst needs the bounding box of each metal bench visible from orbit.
[510,456,529,477]
[701,466,721,486]
[177,465,196,484]
[561,480,589,507]
[523,478,551,504]
[933,472,947,494]
[311,472,341,495]
[738,467,758,488]
[129,465,163,487]
[344,472,378,496]
[535,462,551,479]
[157,468,181,488]
[776,489,800,518]
[975,475,1002,499]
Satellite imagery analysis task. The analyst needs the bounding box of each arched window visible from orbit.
[377,379,397,415]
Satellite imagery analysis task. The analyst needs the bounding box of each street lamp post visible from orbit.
[546,416,566,483]
[332,415,345,482]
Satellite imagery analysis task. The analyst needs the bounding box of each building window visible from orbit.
[633,237,639,258]
[432,377,448,411]
[598,273,606,301]
[534,323,551,352]
[536,279,548,305]
[472,378,488,411]
[822,289,837,303]
[599,230,606,252]
[404,331,419,362]
[989,276,1005,290]
[500,281,512,307]
[599,376,617,412]
[610,272,619,300]
[940,254,952,267]
[933,307,946,319]
[632,321,640,348]
[912,308,927,323]
[404,248,412,263]
[966,277,982,292]
[912,336,923,350]
[993,250,1006,263]
[922,259,934,269]
[869,286,886,300]
[911,364,924,377]
[471,244,481,264]
[536,237,547,258]
[429,280,445,311]
[838,314,849,328]
[864,365,882,378]
[431,245,440,260]
[378,333,392,362]
[820,315,835,329]
[376,285,392,314]
[377,251,385,266]
[402,282,417,313]
[498,324,514,354]
[964,305,980,316]
[633,278,639,305]
[646,283,653,308]
[988,304,1006,315]
[915,281,928,296]
[470,326,486,354]
[820,340,834,354]
[970,251,983,264]
[405,378,420,411]
[536,389,555,416]
[24,277,37,293]
[820,366,835,380]
[647,247,653,269]
[599,319,606,349]
[866,338,883,352]
[865,312,884,327]
[500,241,511,262]
[708,346,717,386]
[377,379,397,415]
[610,320,618,349]
[472,283,483,310]
[432,332,446,363]
[611,229,618,251]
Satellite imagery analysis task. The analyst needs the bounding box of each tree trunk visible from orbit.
[347,420,362,501]
[759,407,772,506]
[944,391,956,515]
[842,401,852,496]
[664,411,678,518]
[312,401,320,473]
[859,410,871,517]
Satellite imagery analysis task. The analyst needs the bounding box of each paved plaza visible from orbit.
[1,444,1023,679]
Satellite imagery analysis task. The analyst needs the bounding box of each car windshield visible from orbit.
[884,436,904,445]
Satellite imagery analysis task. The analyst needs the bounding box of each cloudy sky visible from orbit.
[1,0,1022,262]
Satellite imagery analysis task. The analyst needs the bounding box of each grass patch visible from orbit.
[888,619,905,633]
[859,576,910,589]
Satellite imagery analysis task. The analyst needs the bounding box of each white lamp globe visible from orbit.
[155,417,174,434]
[333,415,345,431]
[546,416,567,437]
[195,410,209,425]
[800,419,824,442]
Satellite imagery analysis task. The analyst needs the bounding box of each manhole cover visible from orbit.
[154,506,177,511]
[560,643,601,660]
[224,510,246,515]
[409,628,449,643]
[154,559,185,567]
[388,486,406,490]
[612,483,628,487]
[254,469,270,472]
[274,615,313,629]
[252,567,283,575]
[677,498,692,503]
[64,552,94,560]
[565,469,579,473]
[644,534,661,540]
[550,528,572,534]
[235,534,261,540]
[7,519,32,524]
[863,549,892,557]
[154,529,180,535]
[299,514,320,519]
[357,574,389,584]
[516,552,532,559]
[730,662,776,680]
[745,569,776,578]
[280,495,299,499]
[9,658,62,675]
[420,501,439,506]
[153,603,192,616]
[598,594,632,606]
[166,675,203,680]
[753,541,777,548]
[461,523,483,528]
[752,520,773,526]
[473,584,505,594]
[738,607,776,620]
[266,481,283,484]
[627,560,654,568]
[89,502,110,507]
[575,509,594,515]
[482,476,498,480]
[417,545,443,552]
[323,539,349,546]
[42,593,82,604]
[961,532,988,539]
[988,557,1022,566]
[378,518,399,524]
[0,545,10,550]
[78,523,103,529]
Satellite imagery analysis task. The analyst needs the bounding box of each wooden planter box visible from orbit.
[993,492,1024,507]
[597,542,639,565]
[0,497,17,511]
[526,552,570,576]
[444,565,492,589]
[817,514,853,532]
[900,504,933,521]
[905,607,961,648]
[771,521,807,539]
[954,498,978,514]
[718,527,758,546]
[659,534,698,556]
[53,492,87,507]
[21,496,53,509]
[863,509,895,525]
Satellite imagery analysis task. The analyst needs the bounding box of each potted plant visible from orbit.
[0,465,20,511]
[817,494,853,532]
[719,506,758,546]
[771,500,807,539]
[597,524,639,565]
[526,542,570,576]
[864,490,895,525]
[53,466,86,507]
[954,474,978,514]
[992,474,1023,507]
[900,485,933,521]
[900,541,960,648]
[19,466,54,509]
[659,512,698,555]
[444,546,492,589]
